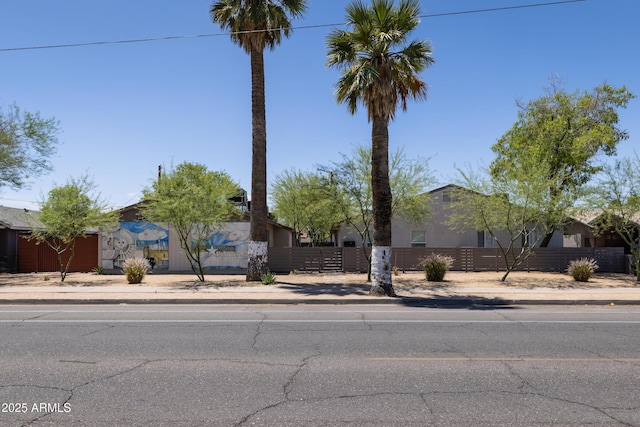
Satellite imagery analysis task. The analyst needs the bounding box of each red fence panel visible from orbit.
[18,235,98,273]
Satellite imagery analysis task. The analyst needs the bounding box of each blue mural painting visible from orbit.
[101,222,169,269]
[195,225,250,270]
[102,221,251,271]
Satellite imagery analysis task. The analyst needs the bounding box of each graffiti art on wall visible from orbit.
[101,222,169,269]
[196,223,250,270]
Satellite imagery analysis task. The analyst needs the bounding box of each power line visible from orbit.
[0,0,586,53]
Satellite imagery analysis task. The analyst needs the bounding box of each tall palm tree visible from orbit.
[327,0,434,296]
[211,0,307,281]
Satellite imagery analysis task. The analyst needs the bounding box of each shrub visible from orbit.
[419,253,454,282]
[122,257,150,284]
[92,265,105,275]
[568,258,598,282]
[261,272,277,285]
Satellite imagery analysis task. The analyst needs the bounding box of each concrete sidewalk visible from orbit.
[0,281,638,305]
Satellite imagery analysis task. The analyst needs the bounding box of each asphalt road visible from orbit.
[1,304,640,426]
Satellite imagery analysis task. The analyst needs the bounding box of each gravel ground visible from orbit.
[1,270,637,290]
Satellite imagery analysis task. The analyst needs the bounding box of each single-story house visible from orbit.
[564,211,638,252]
[100,203,294,272]
[0,206,99,273]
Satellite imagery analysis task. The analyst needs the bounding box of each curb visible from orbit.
[0,297,636,306]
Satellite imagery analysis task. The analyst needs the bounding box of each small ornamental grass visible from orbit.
[567,258,599,282]
[261,272,277,285]
[122,257,151,284]
[419,253,455,282]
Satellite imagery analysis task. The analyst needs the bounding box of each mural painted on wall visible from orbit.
[102,222,169,269]
[195,223,250,270]
[101,222,251,271]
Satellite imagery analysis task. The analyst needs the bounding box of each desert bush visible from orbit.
[261,272,277,285]
[419,253,454,282]
[122,257,150,284]
[92,265,105,275]
[567,258,598,282]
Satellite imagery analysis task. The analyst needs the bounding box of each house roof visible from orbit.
[0,206,41,231]
[240,211,295,231]
[119,201,294,231]
[427,183,468,194]
[0,206,101,234]
[568,210,602,227]
[568,209,640,229]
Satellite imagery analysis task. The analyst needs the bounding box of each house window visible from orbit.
[478,230,494,248]
[442,190,451,203]
[411,230,426,248]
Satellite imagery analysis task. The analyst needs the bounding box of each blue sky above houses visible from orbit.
[0,0,638,210]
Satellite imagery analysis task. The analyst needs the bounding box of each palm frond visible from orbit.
[326,0,434,122]
[211,0,307,53]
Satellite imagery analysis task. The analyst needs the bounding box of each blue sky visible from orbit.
[0,0,638,210]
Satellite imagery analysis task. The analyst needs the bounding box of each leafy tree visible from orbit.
[323,145,435,281]
[0,103,60,190]
[449,166,554,281]
[327,0,434,296]
[270,169,343,247]
[30,176,116,282]
[490,80,635,247]
[584,157,640,281]
[210,0,307,281]
[141,162,242,282]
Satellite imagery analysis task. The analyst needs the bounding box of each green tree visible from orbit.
[270,169,343,247]
[0,103,60,190]
[327,0,434,296]
[584,157,640,281]
[491,81,635,247]
[210,0,307,281]
[449,166,556,282]
[323,144,435,282]
[142,162,242,282]
[30,176,116,282]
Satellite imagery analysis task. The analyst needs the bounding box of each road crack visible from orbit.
[17,359,151,426]
[81,325,115,337]
[234,354,318,426]
[251,312,267,352]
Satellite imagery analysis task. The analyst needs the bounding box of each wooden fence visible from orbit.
[268,247,626,274]
[18,235,99,273]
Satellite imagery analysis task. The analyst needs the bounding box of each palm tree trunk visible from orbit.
[246,46,269,281]
[370,115,395,296]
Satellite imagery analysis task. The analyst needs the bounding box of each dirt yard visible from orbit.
[0,270,637,290]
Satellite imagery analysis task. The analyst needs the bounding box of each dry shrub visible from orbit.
[419,254,454,282]
[122,257,150,284]
[567,258,599,282]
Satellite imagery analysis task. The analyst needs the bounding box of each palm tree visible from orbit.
[211,0,307,281]
[327,0,434,296]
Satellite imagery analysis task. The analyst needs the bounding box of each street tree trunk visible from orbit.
[370,115,395,297]
[246,46,269,281]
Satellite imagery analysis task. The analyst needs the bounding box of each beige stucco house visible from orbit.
[336,184,565,249]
